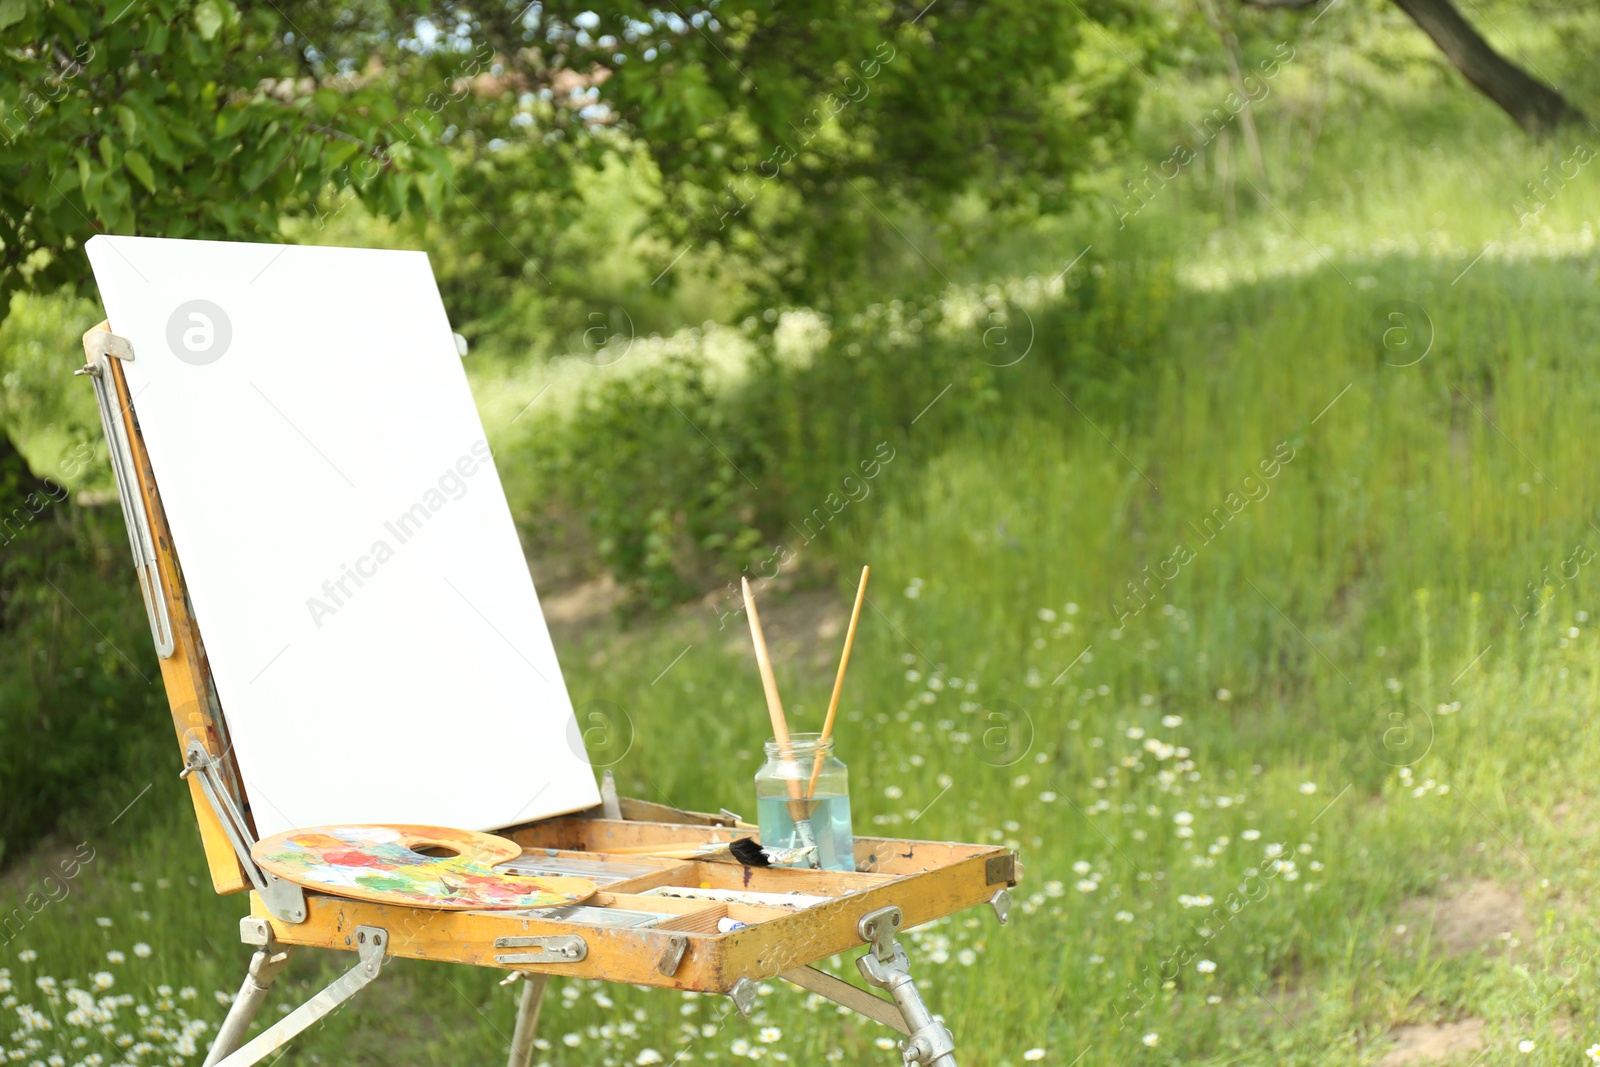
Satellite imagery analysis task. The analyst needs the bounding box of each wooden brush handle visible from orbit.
[742,578,810,821]
[808,565,869,799]
[601,843,724,858]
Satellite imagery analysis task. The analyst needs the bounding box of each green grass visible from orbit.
[9,7,1600,1066]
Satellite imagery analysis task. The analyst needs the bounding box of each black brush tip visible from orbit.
[729,837,770,867]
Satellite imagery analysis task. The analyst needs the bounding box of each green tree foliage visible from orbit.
[3,1,1144,322]
[0,0,453,310]
[0,0,1147,856]
[434,0,1145,324]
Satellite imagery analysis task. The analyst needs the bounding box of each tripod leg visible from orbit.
[203,939,294,1067]
[507,975,550,1067]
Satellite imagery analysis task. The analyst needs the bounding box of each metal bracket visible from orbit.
[989,889,1012,926]
[239,917,274,947]
[493,935,588,965]
[728,978,760,1018]
[212,926,387,1067]
[860,905,903,962]
[856,907,959,1067]
[985,852,1018,886]
[181,740,307,923]
[599,770,623,820]
[78,326,174,659]
[83,330,136,362]
[656,935,689,976]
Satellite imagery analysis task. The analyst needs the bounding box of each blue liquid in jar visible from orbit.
[757,793,855,872]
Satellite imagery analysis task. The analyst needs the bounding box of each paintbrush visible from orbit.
[741,577,822,868]
[807,565,869,801]
[600,838,815,867]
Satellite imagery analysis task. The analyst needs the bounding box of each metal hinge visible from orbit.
[181,740,307,923]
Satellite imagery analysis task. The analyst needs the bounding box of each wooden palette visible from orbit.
[251,824,596,910]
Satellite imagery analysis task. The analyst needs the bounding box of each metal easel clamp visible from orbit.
[78,324,175,659]
[180,739,308,924]
[83,330,136,363]
[493,935,588,965]
[855,907,959,1067]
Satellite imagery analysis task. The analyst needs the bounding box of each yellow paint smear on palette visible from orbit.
[251,824,597,910]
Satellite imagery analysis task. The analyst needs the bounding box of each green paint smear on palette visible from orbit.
[354,872,423,892]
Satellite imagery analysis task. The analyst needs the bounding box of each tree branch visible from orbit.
[1390,0,1584,136]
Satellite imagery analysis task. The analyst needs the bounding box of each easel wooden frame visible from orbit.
[77,321,1020,1067]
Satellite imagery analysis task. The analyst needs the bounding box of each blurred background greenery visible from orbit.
[5,2,1600,1065]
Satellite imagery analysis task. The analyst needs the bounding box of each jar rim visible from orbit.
[763,732,833,756]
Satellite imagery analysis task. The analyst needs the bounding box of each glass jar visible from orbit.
[754,733,855,872]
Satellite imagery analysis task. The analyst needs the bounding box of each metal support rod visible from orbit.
[202,940,295,1067]
[780,965,910,1035]
[859,955,958,1067]
[213,926,388,1067]
[77,325,175,657]
[506,974,550,1067]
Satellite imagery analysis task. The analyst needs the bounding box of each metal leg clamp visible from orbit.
[202,925,295,1067]
[856,907,959,1067]
[212,926,388,1067]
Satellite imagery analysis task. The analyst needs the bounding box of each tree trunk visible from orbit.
[1389,0,1584,136]
[1199,0,1270,187]
[1240,0,1585,136]
[1,428,51,508]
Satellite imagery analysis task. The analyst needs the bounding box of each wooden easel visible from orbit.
[77,321,1019,1067]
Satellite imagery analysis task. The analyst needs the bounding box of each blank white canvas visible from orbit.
[86,235,599,839]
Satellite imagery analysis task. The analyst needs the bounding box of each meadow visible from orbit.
[5,8,1600,1067]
